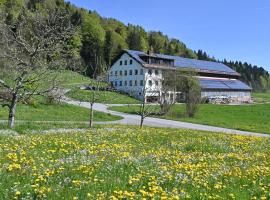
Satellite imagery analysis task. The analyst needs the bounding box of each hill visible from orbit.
[1,0,269,91]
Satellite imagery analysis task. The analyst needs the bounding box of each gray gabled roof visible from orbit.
[125,50,240,77]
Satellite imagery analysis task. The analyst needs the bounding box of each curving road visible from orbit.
[62,98,270,138]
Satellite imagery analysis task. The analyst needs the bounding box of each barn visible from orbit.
[108,50,252,103]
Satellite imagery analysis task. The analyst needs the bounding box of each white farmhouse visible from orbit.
[108,50,252,103]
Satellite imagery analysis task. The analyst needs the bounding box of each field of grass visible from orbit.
[0,103,121,133]
[0,103,121,122]
[0,126,270,199]
[60,70,139,104]
[0,122,90,134]
[252,92,270,103]
[57,70,108,89]
[67,89,139,104]
[109,104,270,134]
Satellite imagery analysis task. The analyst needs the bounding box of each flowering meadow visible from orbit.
[0,126,270,199]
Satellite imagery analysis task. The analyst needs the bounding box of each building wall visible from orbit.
[201,90,251,103]
[109,53,251,104]
[108,53,163,100]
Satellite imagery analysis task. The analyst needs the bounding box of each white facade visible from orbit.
[108,52,252,104]
[108,53,163,101]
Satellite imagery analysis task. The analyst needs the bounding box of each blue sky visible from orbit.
[66,0,270,71]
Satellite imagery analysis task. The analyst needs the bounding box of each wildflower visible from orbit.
[15,191,21,196]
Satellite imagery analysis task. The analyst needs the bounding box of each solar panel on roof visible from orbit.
[125,50,251,91]
[157,53,236,73]
[222,80,251,90]
[126,50,237,75]
[199,78,251,90]
[200,79,230,90]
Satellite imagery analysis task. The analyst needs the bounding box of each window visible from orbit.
[135,69,138,75]
[115,81,118,87]
[119,81,122,86]
[120,71,123,76]
[155,70,159,75]
[148,80,152,86]
[120,61,123,65]
[170,93,174,101]
[134,80,137,86]
[140,80,144,86]
[115,71,118,76]
[129,70,133,75]
[155,81,159,86]
[124,70,127,76]
[130,60,133,65]
[148,69,152,75]
[124,60,127,65]
[129,80,132,86]
[110,71,113,75]
[124,81,127,86]
[140,69,144,75]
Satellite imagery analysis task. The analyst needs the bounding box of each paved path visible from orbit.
[62,98,270,138]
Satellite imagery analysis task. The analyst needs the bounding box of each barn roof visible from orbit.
[125,50,240,77]
[199,77,252,91]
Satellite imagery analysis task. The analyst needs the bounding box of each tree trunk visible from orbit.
[8,93,18,129]
[89,103,94,128]
[140,115,144,128]
[140,100,146,128]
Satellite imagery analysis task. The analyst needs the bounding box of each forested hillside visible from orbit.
[0,0,269,91]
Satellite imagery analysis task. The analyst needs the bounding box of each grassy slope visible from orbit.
[252,92,270,103]
[58,70,109,89]
[109,104,270,133]
[0,103,121,122]
[0,71,123,133]
[0,103,122,133]
[67,89,139,104]
[0,126,270,199]
[60,70,139,104]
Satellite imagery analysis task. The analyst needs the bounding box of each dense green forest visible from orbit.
[0,0,269,91]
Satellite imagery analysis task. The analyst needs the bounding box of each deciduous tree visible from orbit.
[0,9,74,128]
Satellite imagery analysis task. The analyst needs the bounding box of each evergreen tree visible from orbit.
[104,30,113,66]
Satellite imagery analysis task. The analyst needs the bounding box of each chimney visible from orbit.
[147,46,154,56]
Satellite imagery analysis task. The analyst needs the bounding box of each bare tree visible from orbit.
[178,70,201,117]
[0,10,74,128]
[81,52,111,128]
[138,68,201,127]
[87,69,128,127]
[159,69,178,114]
[136,74,160,128]
[88,66,108,128]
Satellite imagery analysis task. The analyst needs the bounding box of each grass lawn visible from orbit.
[1,126,270,199]
[0,103,121,122]
[60,70,139,104]
[0,103,122,133]
[0,122,90,134]
[67,89,139,104]
[252,92,270,103]
[58,70,108,89]
[109,104,270,134]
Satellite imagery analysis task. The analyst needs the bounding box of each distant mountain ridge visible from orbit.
[1,0,269,91]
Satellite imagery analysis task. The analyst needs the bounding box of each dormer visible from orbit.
[139,54,174,67]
